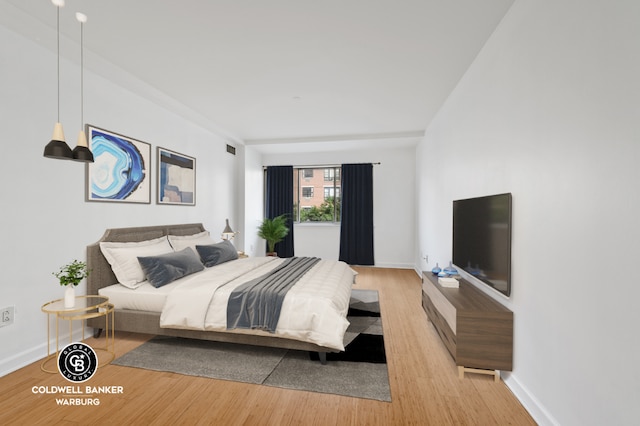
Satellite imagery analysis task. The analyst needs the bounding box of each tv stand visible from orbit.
[421,272,513,380]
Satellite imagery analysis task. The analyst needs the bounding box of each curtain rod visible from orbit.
[263,162,380,169]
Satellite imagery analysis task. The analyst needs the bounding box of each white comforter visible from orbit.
[160,257,355,351]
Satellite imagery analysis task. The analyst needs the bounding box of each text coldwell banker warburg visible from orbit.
[32,385,124,406]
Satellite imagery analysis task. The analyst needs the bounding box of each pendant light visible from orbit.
[71,12,94,162]
[43,0,72,160]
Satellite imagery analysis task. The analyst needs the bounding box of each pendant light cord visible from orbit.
[80,19,84,128]
[56,5,60,123]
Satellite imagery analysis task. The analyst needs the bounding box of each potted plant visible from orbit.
[53,259,90,308]
[257,215,290,256]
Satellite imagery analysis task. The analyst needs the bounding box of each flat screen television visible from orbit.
[452,192,512,297]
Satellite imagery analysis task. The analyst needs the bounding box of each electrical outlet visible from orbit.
[0,306,14,327]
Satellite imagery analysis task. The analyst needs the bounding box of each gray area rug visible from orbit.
[112,289,391,401]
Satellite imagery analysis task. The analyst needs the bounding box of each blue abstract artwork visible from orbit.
[85,125,151,203]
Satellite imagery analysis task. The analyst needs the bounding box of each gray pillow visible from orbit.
[196,240,239,267]
[137,247,204,288]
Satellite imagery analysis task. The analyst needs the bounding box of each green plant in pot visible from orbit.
[53,259,90,308]
[257,214,290,256]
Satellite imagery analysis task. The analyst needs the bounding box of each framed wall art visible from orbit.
[85,125,151,203]
[157,147,196,206]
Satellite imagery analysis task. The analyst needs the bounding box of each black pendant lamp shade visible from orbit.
[44,122,73,159]
[72,130,94,162]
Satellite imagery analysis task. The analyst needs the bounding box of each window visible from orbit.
[294,167,341,223]
[302,187,314,198]
[324,168,340,181]
[324,186,340,200]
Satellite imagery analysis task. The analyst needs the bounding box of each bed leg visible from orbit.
[318,352,327,365]
[93,328,103,338]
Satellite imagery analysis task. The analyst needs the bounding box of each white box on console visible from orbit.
[438,277,459,288]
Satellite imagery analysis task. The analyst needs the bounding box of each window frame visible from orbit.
[294,166,341,224]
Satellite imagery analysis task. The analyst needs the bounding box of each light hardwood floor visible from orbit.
[0,267,535,425]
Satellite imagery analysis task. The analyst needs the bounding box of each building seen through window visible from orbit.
[294,167,341,222]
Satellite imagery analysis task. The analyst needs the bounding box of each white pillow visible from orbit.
[100,236,173,289]
[168,231,215,252]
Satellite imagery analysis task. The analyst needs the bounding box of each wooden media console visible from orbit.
[422,272,513,381]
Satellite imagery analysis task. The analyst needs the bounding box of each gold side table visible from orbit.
[41,295,115,373]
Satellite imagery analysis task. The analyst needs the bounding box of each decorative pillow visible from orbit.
[137,247,204,288]
[100,236,174,289]
[196,240,239,267]
[168,231,215,252]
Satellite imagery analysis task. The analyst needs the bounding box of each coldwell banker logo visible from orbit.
[58,342,98,383]
[32,342,124,406]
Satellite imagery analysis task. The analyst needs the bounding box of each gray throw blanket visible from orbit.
[227,257,321,333]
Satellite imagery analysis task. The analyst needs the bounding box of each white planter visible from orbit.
[64,286,75,308]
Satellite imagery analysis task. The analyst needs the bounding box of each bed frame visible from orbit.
[86,223,334,363]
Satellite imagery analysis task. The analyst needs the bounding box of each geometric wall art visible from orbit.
[157,147,196,206]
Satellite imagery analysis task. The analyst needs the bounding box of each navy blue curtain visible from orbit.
[265,166,294,257]
[339,163,374,265]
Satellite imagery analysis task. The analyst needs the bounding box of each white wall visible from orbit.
[294,224,341,260]
[416,1,640,425]
[0,22,241,375]
[258,146,416,268]
[243,147,265,257]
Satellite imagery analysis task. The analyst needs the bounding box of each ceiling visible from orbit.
[2,0,514,152]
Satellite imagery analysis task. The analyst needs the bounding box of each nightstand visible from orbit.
[41,295,115,373]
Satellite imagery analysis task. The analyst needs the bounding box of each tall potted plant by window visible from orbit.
[53,259,90,308]
[257,215,289,256]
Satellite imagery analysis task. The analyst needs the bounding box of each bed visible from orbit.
[86,223,355,363]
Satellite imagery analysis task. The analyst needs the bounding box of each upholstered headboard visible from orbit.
[86,223,206,295]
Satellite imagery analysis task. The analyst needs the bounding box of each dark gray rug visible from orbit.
[112,289,390,401]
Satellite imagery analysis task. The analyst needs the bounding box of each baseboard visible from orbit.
[0,343,47,378]
[503,373,560,426]
[0,327,87,377]
[371,262,416,269]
